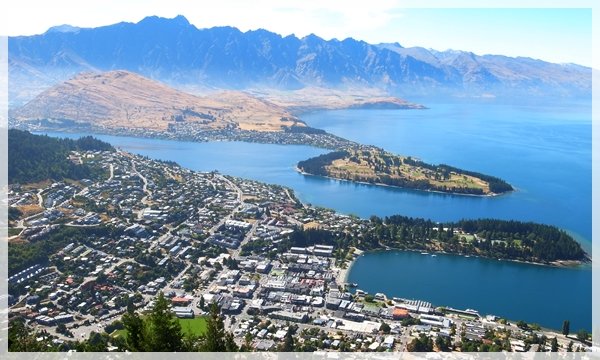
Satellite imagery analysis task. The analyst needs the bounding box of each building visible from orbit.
[290,247,307,254]
[313,244,334,257]
[270,310,308,323]
[172,307,194,318]
[392,308,409,320]
[171,297,192,306]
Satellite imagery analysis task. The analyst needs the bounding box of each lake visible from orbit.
[348,250,591,332]
[37,100,592,331]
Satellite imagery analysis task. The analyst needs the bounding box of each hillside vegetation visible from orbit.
[8,129,113,184]
[297,148,513,195]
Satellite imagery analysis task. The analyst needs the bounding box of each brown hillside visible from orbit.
[11,70,302,131]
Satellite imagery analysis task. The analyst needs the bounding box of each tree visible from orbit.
[550,337,558,352]
[80,331,109,352]
[567,341,573,352]
[450,323,457,336]
[562,320,570,335]
[201,302,226,351]
[199,296,205,311]
[146,292,183,351]
[380,322,391,334]
[225,332,239,352]
[240,332,253,351]
[8,318,54,352]
[122,307,145,351]
[576,329,589,342]
[280,327,295,352]
[435,335,451,352]
[364,294,375,302]
[407,334,434,352]
[516,320,528,330]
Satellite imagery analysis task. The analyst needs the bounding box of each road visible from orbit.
[230,220,259,258]
[128,156,152,220]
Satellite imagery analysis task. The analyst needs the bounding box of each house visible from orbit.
[392,308,409,320]
[171,297,192,306]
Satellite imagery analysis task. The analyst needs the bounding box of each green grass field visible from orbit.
[112,316,208,339]
[178,317,208,336]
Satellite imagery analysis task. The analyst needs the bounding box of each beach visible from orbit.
[335,248,363,286]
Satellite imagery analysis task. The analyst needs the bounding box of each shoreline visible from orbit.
[295,167,513,198]
[336,251,361,286]
[356,247,591,270]
[25,128,587,267]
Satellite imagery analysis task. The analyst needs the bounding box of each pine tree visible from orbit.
[562,320,570,335]
[202,302,226,351]
[225,332,239,351]
[146,292,183,351]
[122,307,145,351]
[280,327,295,352]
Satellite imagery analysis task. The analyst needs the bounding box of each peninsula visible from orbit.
[297,148,514,196]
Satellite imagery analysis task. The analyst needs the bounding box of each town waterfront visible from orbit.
[37,99,592,331]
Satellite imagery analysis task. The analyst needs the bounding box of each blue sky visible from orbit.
[0,1,593,66]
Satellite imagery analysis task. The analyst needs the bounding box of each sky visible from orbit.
[0,1,594,66]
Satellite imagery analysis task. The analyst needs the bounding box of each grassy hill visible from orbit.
[11,70,304,132]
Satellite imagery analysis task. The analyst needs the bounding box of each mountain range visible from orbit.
[9,15,591,107]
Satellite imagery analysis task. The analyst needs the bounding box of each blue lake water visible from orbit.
[348,250,591,332]
[38,100,592,331]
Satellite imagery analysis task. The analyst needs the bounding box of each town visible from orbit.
[7,149,592,352]
[8,118,359,151]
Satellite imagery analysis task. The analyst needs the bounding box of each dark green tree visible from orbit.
[8,318,55,352]
[80,331,109,352]
[407,334,434,352]
[201,302,226,351]
[225,332,239,352]
[550,337,558,352]
[562,320,570,335]
[576,329,589,342]
[146,292,183,351]
[435,335,451,352]
[380,322,391,334]
[122,307,145,351]
[280,326,295,352]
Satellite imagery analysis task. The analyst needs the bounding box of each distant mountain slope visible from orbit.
[10,70,303,131]
[8,15,591,106]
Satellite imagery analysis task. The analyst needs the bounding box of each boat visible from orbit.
[431,254,437,257]
[420,252,429,255]
[465,255,470,258]
[348,283,358,288]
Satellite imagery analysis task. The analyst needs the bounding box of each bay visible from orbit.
[348,250,591,332]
